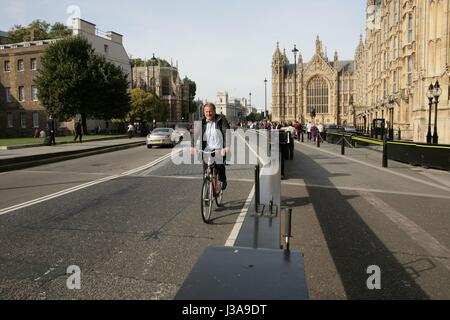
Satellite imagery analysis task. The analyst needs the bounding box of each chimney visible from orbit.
[71,18,96,36]
[107,31,123,45]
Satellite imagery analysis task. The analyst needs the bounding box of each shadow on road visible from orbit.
[284,146,429,299]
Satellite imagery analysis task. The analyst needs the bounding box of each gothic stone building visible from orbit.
[354,0,450,144]
[132,65,190,122]
[272,36,356,125]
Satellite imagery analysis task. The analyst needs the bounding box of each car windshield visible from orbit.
[152,129,171,134]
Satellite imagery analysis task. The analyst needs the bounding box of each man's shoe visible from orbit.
[221,180,228,191]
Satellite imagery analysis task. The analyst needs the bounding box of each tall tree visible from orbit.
[185,79,197,113]
[36,36,130,132]
[128,88,158,123]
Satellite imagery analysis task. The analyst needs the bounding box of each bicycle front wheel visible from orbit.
[214,174,224,207]
[201,179,213,224]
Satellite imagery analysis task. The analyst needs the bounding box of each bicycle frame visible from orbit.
[200,149,224,223]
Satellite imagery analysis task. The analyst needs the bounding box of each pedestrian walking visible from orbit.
[307,121,312,140]
[317,122,324,142]
[311,124,318,142]
[47,116,56,145]
[74,119,83,143]
[127,123,135,139]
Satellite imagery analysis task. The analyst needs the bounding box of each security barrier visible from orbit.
[323,130,450,171]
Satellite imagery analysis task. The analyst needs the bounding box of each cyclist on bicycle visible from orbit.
[193,102,230,190]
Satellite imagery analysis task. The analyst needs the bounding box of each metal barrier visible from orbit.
[175,129,309,300]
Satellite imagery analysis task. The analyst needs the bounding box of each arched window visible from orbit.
[307,76,329,114]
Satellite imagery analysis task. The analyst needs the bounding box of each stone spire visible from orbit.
[334,50,339,69]
[315,35,323,57]
[273,41,282,61]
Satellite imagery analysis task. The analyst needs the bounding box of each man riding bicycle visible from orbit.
[193,102,230,191]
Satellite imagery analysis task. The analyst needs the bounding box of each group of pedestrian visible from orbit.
[306,121,324,142]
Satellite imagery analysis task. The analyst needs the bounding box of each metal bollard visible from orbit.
[301,130,304,143]
[382,137,388,168]
[317,133,321,148]
[341,135,345,155]
[255,164,260,212]
[285,208,292,251]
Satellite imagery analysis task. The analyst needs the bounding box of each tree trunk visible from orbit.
[81,114,88,135]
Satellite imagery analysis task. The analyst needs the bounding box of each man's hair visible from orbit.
[203,102,216,111]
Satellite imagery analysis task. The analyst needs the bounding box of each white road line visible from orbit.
[225,186,255,247]
[237,131,267,166]
[281,181,450,200]
[223,131,265,247]
[0,152,175,217]
[418,171,450,188]
[296,141,450,193]
[143,175,254,183]
[360,191,450,272]
[20,170,110,177]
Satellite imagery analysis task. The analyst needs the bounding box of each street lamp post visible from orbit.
[151,53,157,94]
[432,81,442,144]
[264,78,268,119]
[426,83,434,144]
[292,45,299,121]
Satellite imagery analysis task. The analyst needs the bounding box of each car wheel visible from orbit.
[147,145,152,149]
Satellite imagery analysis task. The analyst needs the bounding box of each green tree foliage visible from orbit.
[35,36,129,131]
[48,22,73,39]
[130,57,171,68]
[7,20,71,42]
[128,88,159,123]
[185,78,197,113]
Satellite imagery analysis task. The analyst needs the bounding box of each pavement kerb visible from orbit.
[0,140,145,172]
[0,135,130,150]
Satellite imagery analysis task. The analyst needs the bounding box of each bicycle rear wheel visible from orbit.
[201,178,213,224]
[213,170,224,207]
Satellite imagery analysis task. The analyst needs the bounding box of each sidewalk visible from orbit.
[295,138,450,189]
[0,137,146,172]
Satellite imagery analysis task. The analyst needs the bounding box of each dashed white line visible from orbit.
[225,187,255,247]
[296,141,450,193]
[0,152,177,217]
[360,191,450,272]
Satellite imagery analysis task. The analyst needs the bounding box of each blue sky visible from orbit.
[1,0,366,111]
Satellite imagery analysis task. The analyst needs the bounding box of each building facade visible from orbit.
[132,65,190,122]
[215,91,249,123]
[354,0,450,144]
[272,37,356,126]
[0,18,131,138]
[0,40,54,137]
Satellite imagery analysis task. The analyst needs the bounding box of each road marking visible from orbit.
[237,131,267,166]
[141,175,254,184]
[0,152,176,217]
[360,191,450,272]
[19,169,110,177]
[296,141,450,193]
[281,181,450,200]
[418,171,450,188]
[225,186,255,247]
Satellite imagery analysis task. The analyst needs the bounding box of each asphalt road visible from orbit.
[282,140,450,299]
[1,138,449,300]
[0,145,254,299]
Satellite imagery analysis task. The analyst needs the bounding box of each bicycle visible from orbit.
[197,149,225,224]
